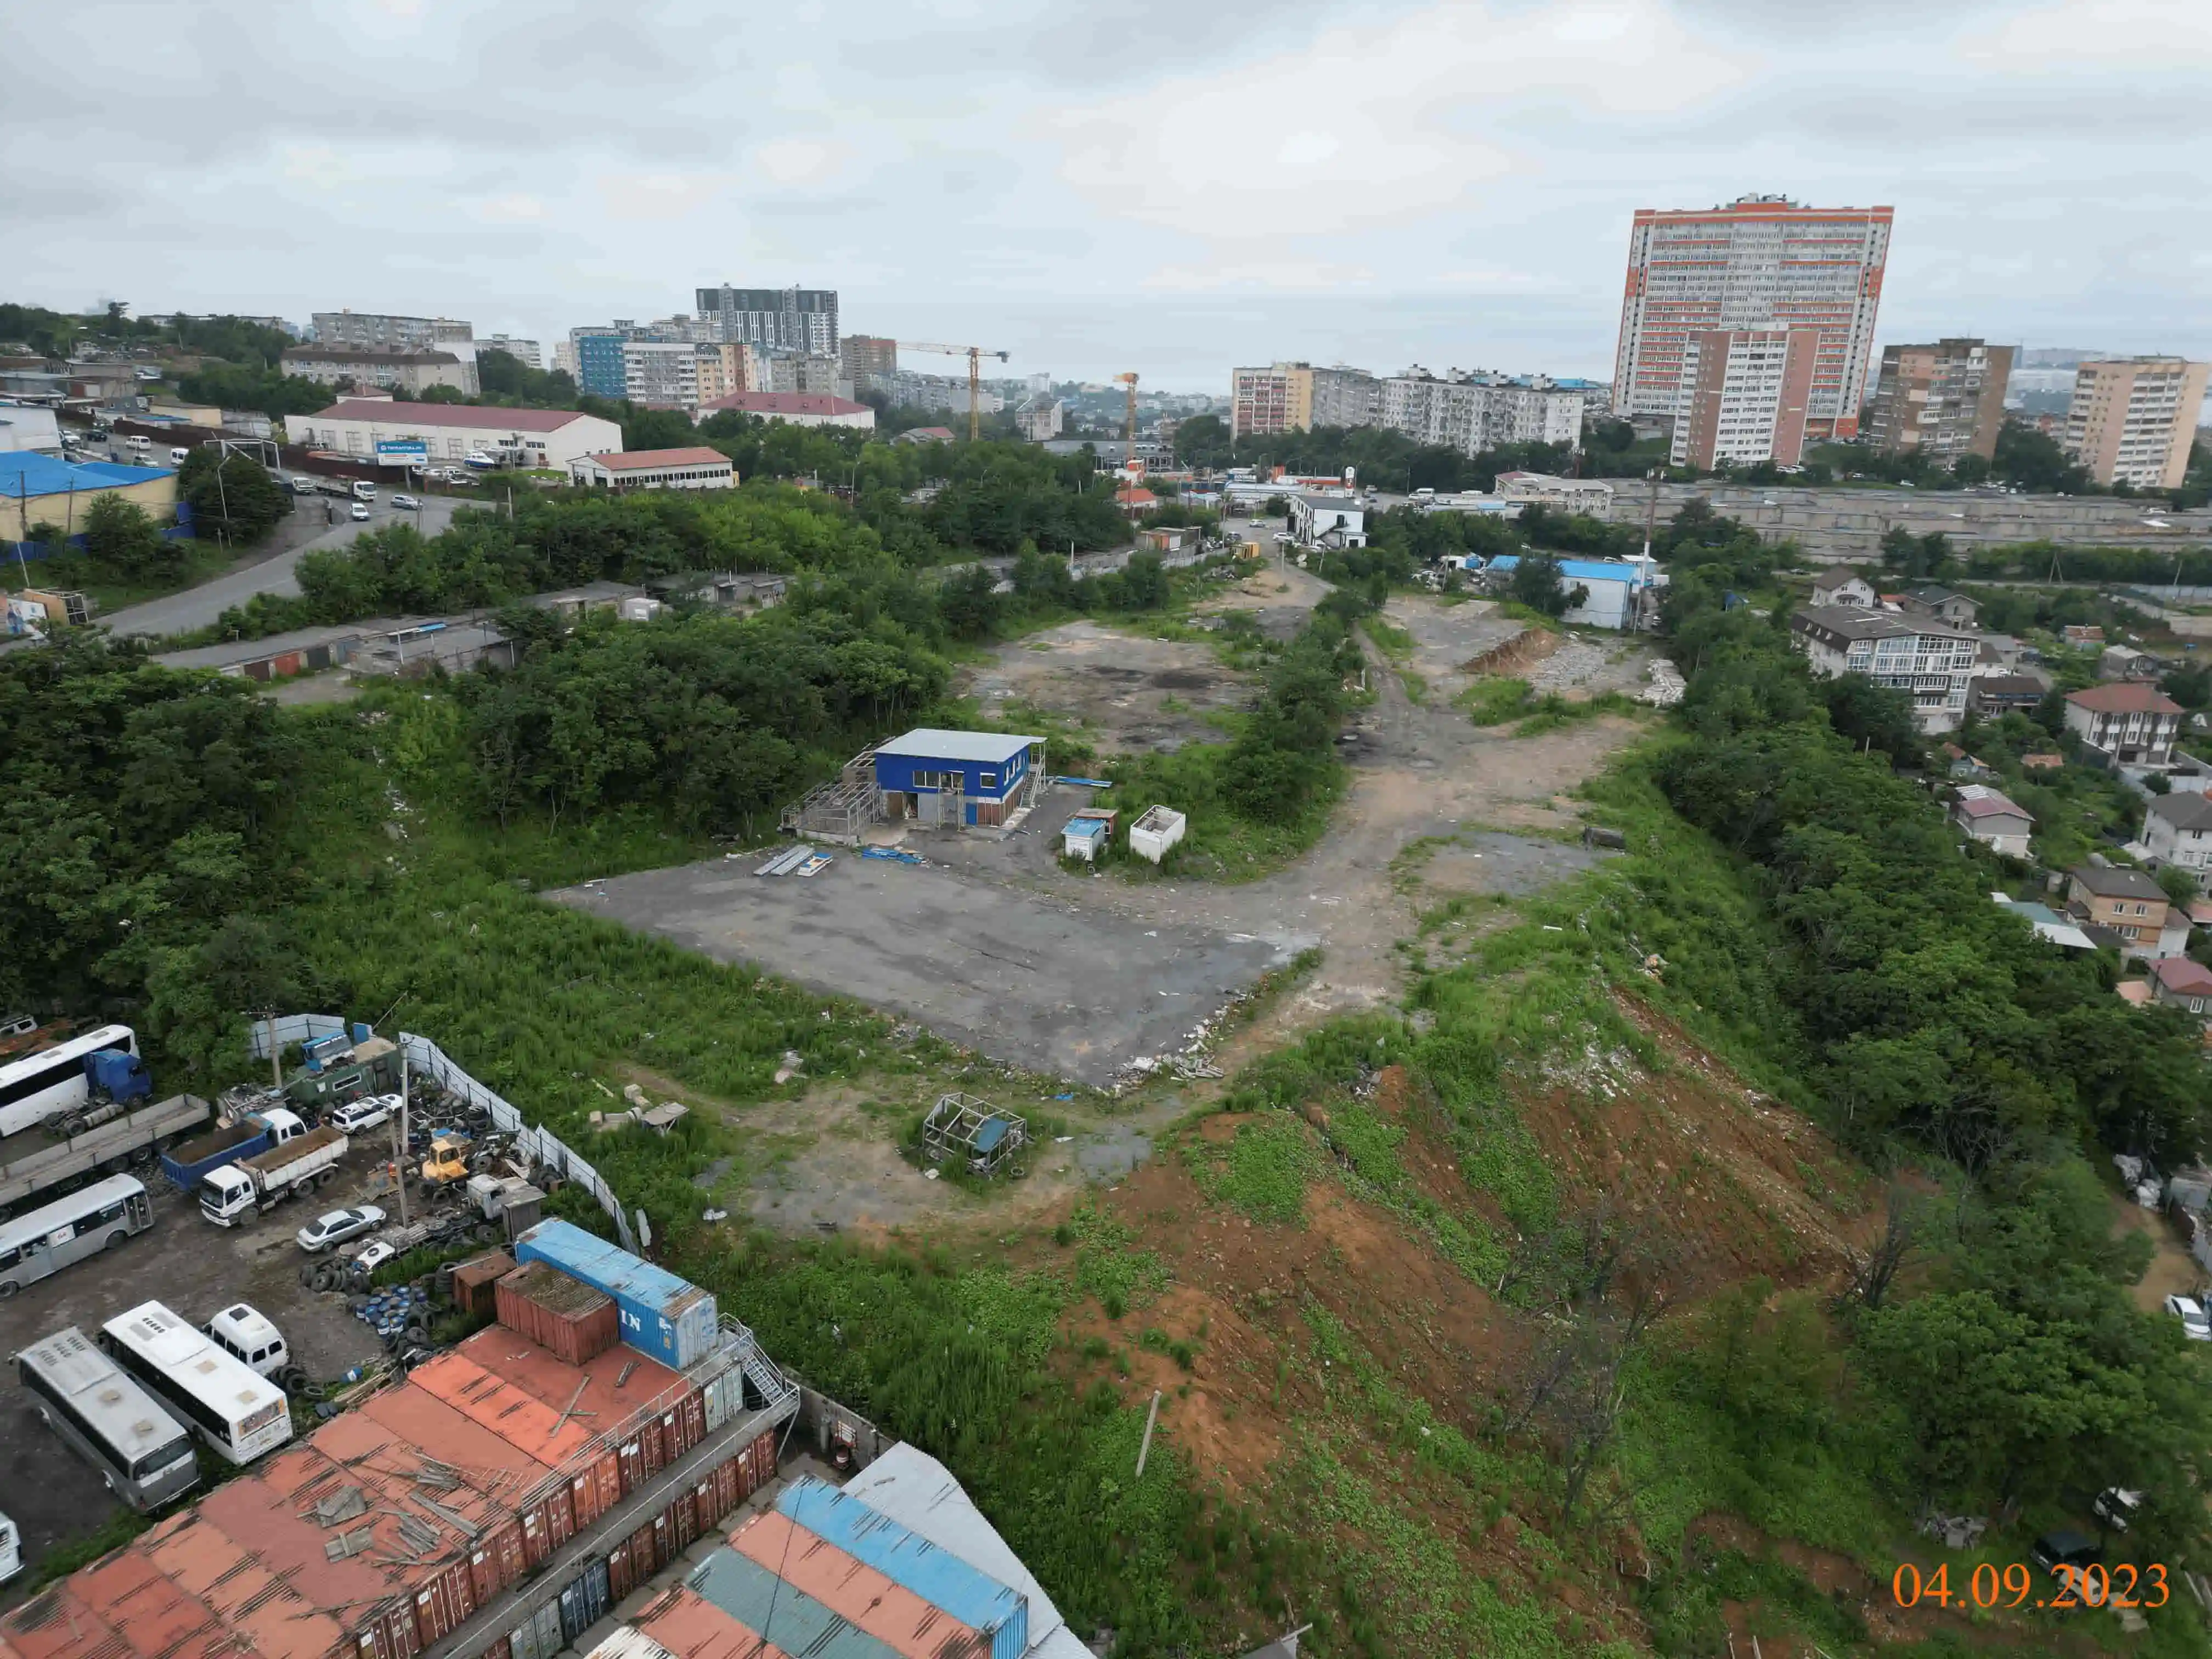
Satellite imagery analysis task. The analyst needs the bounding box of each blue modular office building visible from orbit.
[872,728,1043,828]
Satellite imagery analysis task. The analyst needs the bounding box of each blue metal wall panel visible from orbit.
[776,1476,1026,1656]
[514,1219,718,1367]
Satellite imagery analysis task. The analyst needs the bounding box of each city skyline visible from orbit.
[5,1,2208,392]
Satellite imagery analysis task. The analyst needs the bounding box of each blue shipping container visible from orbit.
[777,1476,1028,1659]
[685,1549,900,1659]
[513,1219,719,1369]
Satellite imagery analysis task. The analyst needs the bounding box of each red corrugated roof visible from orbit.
[456,1324,686,1426]
[402,1350,595,1467]
[2066,682,2182,714]
[698,391,867,417]
[589,447,729,471]
[360,1370,565,1481]
[310,399,597,433]
[636,1587,791,1659]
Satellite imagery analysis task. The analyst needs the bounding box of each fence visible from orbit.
[247,1013,636,1252]
[792,1386,890,1471]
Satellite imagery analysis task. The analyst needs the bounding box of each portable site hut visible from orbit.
[873,729,1043,828]
[1061,808,1115,861]
[921,1093,1028,1177]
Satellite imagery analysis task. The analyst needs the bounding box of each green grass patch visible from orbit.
[1088,741,1346,883]
[1184,1112,1322,1224]
[1511,690,1641,736]
[1458,675,1536,725]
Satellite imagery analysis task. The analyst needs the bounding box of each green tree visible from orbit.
[1508,551,1584,617]
[80,493,171,579]
[180,448,290,543]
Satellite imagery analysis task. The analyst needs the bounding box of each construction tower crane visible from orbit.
[899,342,1011,441]
[1113,373,1139,464]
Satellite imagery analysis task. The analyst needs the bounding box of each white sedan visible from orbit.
[2164,1294,2211,1340]
[297,1205,387,1252]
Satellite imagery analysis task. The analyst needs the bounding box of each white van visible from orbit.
[168,447,190,464]
[126,433,150,452]
[204,1303,290,1379]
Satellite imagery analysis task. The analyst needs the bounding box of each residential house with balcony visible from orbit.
[2064,682,2183,766]
[2066,864,2189,962]
[1809,570,1876,608]
[2145,792,2212,874]
[1788,606,1978,733]
[1897,584,1980,629]
[2149,957,2212,1032]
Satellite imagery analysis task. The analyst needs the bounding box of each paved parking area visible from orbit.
[549,857,1299,1085]
[0,1163,390,1581]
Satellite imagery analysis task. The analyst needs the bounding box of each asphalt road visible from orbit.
[101,491,465,639]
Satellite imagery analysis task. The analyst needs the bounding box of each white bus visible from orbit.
[0,1174,154,1298]
[17,1326,200,1510]
[100,1301,292,1466]
[0,1025,139,1137]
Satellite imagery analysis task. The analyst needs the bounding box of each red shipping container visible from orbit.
[607,1539,636,1603]
[639,1418,667,1477]
[488,1518,526,1592]
[588,1449,621,1517]
[385,1603,421,1659]
[520,1502,554,1570]
[651,1512,673,1567]
[569,1469,602,1529]
[482,1638,513,1659]
[695,1474,722,1529]
[713,1457,740,1519]
[669,1491,698,1553]
[629,1521,659,1577]
[748,1431,776,1491]
[617,1436,645,1496]
[672,1391,706,1455]
[546,1483,576,1549]
[495,1263,620,1366]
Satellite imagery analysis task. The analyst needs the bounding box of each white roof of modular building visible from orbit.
[842,1443,1093,1659]
[876,729,1042,764]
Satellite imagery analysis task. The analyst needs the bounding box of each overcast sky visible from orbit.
[7,0,2208,391]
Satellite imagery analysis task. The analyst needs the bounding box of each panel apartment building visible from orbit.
[1228,362,1378,439]
[1612,194,1893,442]
[1232,362,1584,453]
[312,312,479,393]
[1668,329,1819,470]
[693,286,839,356]
[2062,357,2211,489]
[1865,338,2013,462]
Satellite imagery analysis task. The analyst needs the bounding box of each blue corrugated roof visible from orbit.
[777,1475,1027,1638]
[515,1218,710,1316]
[1483,554,1646,586]
[0,450,174,499]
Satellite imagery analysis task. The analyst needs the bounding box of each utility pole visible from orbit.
[395,1047,411,1226]
[264,1010,282,1090]
[1640,467,1662,562]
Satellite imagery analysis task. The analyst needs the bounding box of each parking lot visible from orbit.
[0,1155,392,1579]
[549,856,1301,1086]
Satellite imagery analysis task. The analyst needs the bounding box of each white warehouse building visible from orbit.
[297,399,623,470]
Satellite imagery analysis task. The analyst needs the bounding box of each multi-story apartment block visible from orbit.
[694,285,839,355]
[2064,682,2185,765]
[1308,365,1381,430]
[550,339,578,379]
[571,326,631,399]
[840,335,898,396]
[1228,363,1380,439]
[1377,369,1584,457]
[621,339,714,408]
[1613,195,1892,441]
[1016,396,1064,441]
[1790,606,1977,732]
[1669,328,1818,469]
[477,334,543,369]
[1865,338,2013,462]
[767,352,853,400]
[279,345,473,396]
[311,312,478,392]
[2062,357,2211,489]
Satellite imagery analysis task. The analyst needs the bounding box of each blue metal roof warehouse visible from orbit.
[0,450,177,498]
[872,728,1043,829]
[2,450,180,543]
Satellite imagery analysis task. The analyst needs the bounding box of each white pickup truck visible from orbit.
[200,1125,350,1225]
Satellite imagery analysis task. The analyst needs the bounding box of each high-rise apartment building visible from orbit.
[2062,357,2211,489]
[550,340,578,379]
[840,336,898,396]
[1669,329,1819,470]
[571,326,631,399]
[1612,194,1892,441]
[1228,363,1378,439]
[695,286,839,355]
[1865,338,2013,462]
[767,353,852,400]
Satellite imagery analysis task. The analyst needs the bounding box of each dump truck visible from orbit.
[199,1125,349,1225]
[0,1092,210,1217]
[160,1107,314,1194]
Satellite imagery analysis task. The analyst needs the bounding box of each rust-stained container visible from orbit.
[496,1261,620,1366]
[634,1585,781,1659]
[568,1451,620,1527]
[405,1350,596,1468]
[668,1489,699,1554]
[607,1537,637,1602]
[712,1457,740,1519]
[617,1434,645,1495]
[730,1508,993,1659]
[629,1520,661,1578]
[691,1473,721,1531]
[480,1638,512,1659]
[452,1249,516,1319]
[747,1430,776,1492]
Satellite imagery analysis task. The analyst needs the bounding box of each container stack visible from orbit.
[514,1219,719,1368]
[451,1248,516,1319]
[495,1259,619,1365]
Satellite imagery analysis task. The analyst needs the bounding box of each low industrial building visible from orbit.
[568,449,735,492]
[1493,471,1615,512]
[1289,493,1366,549]
[1483,555,1662,631]
[0,403,62,455]
[1,451,178,542]
[874,728,1044,829]
[695,391,874,430]
[297,401,624,472]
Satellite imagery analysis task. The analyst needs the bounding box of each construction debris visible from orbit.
[1638,658,1687,706]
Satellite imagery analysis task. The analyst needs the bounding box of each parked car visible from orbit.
[349,503,370,521]
[296,1205,386,1252]
[2163,1294,2210,1339]
[168,447,190,464]
[391,493,419,510]
[204,1303,291,1379]
[2030,1528,2101,1575]
[290,476,317,490]
[447,473,478,486]
[326,1093,399,1136]
[126,433,150,451]
[2093,1487,2143,1532]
